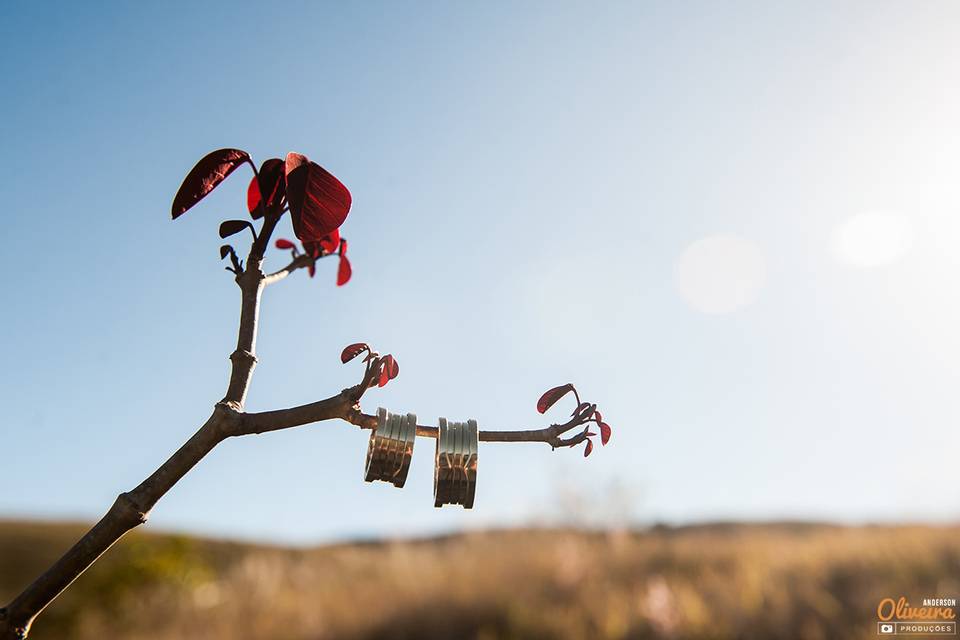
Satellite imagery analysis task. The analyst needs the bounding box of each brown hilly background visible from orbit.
[2,520,958,640]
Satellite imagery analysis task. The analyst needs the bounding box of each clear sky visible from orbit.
[2,1,959,544]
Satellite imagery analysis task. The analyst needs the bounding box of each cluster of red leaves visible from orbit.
[171,148,353,285]
[537,383,611,457]
[275,232,352,286]
[341,342,399,388]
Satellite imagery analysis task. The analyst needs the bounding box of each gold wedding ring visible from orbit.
[434,417,479,509]
[364,408,417,487]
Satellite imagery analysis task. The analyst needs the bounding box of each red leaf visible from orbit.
[572,401,591,417]
[307,263,316,278]
[285,152,351,242]
[218,219,251,239]
[304,230,340,259]
[275,238,296,250]
[584,438,594,457]
[377,355,399,387]
[341,343,370,364]
[378,358,391,387]
[246,175,260,214]
[594,410,603,424]
[537,384,575,414]
[599,422,611,445]
[172,148,249,219]
[337,255,352,286]
[319,228,340,254]
[248,158,286,219]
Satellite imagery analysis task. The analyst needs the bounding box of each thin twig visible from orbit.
[263,254,314,286]
[239,395,584,447]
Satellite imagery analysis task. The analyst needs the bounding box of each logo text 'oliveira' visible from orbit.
[877,597,957,636]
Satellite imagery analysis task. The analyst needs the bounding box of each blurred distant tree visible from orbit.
[0,148,612,639]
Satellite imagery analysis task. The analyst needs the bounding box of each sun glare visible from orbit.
[831,212,913,268]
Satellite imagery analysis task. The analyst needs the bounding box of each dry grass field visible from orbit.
[1,520,957,640]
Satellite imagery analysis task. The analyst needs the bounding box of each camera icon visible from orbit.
[879,622,895,634]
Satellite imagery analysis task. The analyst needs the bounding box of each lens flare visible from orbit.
[832,212,913,268]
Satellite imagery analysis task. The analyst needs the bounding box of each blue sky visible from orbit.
[2,1,959,544]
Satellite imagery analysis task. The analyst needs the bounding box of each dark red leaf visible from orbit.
[248,158,285,219]
[172,148,250,219]
[308,263,316,278]
[594,410,603,424]
[219,220,251,239]
[537,384,575,414]
[319,228,340,254]
[378,359,390,387]
[340,343,370,364]
[219,245,232,260]
[378,355,399,387]
[572,401,591,417]
[337,255,352,286]
[599,422,611,445]
[584,438,594,457]
[275,238,296,250]
[285,152,351,242]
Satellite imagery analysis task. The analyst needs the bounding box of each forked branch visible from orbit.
[0,149,611,640]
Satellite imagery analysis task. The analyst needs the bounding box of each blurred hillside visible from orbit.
[1,520,957,640]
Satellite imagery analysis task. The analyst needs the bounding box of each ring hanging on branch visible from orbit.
[433,418,479,509]
[364,409,416,487]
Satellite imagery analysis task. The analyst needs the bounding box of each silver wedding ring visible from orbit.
[364,408,416,487]
[434,417,479,508]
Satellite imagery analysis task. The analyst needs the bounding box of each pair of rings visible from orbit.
[363,409,479,509]
[433,418,478,509]
[363,408,417,488]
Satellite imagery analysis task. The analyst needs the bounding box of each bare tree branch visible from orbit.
[238,393,589,448]
[0,204,590,640]
[0,406,239,639]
